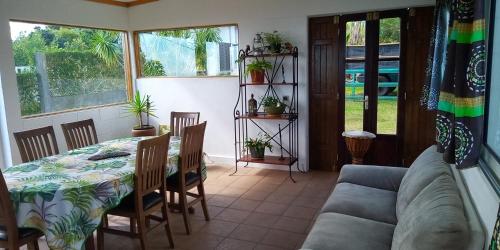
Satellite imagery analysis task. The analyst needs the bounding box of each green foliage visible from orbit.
[262,31,284,53]
[245,60,272,75]
[244,134,273,152]
[48,210,97,248]
[16,71,41,116]
[143,59,166,76]
[90,30,122,67]
[379,18,400,44]
[126,91,156,128]
[261,96,283,108]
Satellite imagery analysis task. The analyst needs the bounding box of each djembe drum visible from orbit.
[342,131,376,164]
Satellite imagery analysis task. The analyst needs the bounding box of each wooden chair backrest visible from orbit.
[170,112,200,137]
[0,171,19,242]
[135,133,171,197]
[179,122,206,176]
[61,119,99,150]
[14,126,59,163]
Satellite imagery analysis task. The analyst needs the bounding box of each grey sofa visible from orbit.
[302,146,485,250]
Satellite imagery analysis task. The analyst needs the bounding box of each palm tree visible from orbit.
[90,30,122,67]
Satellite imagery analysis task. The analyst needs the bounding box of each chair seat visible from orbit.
[0,226,41,241]
[112,192,163,213]
[166,172,201,189]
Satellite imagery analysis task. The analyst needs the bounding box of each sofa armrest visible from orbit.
[338,164,407,192]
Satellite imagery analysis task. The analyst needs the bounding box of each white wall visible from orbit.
[129,0,434,170]
[0,0,136,166]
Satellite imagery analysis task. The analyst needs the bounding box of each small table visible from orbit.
[342,131,376,164]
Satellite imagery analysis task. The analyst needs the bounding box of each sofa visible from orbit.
[301,146,485,250]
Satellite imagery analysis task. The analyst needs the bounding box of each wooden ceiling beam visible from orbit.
[86,0,159,8]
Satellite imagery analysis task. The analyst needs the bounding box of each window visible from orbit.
[135,25,239,77]
[483,0,500,193]
[9,21,130,117]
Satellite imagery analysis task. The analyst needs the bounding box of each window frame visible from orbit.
[481,0,500,195]
[9,19,133,119]
[133,23,240,79]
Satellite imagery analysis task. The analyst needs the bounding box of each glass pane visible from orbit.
[377,18,400,134]
[137,25,239,77]
[9,21,128,116]
[487,0,500,176]
[345,20,366,132]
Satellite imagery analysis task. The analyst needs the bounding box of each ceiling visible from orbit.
[86,0,159,8]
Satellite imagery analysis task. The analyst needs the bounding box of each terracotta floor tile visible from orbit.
[215,208,251,223]
[229,198,261,211]
[216,238,256,250]
[292,196,327,209]
[217,186,249,197]
[208,195,237,208]
[241,190,271,201]
[229,224,270,242]
[199,219,239,237]
[193,205,225,219]
[255,202,288,215]
[261,229,304,249]
[184,232,225,250]
[243,212,280,228]
[264,193,297,205]
[272,216,311,234]
[283,206,317,220]
[254,244,287,250]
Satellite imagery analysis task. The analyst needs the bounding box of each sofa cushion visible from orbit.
[321,183,397,224]
[396,145,452,218]
[302,212,395,250]
[338,164,408,191]
[392,175,469,250]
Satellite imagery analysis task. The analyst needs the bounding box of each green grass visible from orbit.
[344,87,398,134]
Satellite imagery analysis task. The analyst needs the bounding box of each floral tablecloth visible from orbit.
[2,136,203,250]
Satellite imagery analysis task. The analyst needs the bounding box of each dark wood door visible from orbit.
[308,16,340,171]
[403,7,436,166]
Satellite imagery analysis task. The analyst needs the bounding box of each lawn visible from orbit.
[344,87,398,134]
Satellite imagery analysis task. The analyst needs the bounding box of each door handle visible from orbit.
[364,95,369,110]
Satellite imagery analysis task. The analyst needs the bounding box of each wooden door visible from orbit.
[308,16,340,171]
[403,7,436,166]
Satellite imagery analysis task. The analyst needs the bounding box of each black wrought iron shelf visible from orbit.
[233,46,301,182]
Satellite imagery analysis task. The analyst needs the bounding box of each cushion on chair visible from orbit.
[302,212,395,250]
[0,226,41,240]
[114,192,163,212]
[321,182,397,224]
[338,164,407,191]
[166,172,201,189]
[392,175,469,250]
[396,145,452,218]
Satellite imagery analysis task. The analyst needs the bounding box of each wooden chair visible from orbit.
[170,112,200,137]
[167,122,209,235]
[97,133,174,250]
[61,119,98,150]
[0,171,43,250]
[14,126,59,163]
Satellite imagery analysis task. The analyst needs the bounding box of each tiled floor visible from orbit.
[32,165,339,250]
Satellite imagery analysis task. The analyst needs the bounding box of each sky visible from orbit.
[9,21,46,40]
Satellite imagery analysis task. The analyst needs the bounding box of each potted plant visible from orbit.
[263,31,284,53]
[127,91,157,137]
[246,60,273,84]
[262,96,286,117]
[244,134,273,159]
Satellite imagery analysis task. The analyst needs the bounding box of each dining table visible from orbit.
[2,136,206,250]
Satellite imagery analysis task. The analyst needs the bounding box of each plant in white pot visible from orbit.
[127,91,157,137]
[244,134,273,159]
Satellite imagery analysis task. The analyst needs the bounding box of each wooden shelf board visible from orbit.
[236,113,298,120]
[238,155,297,165]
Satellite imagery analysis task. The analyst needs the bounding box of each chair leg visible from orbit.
[180,190,192,235]
[169,191,176,212]
[198,183,210,221]
[27,240,39,250]
[97,220,104,250]
[161,200,175,248]
[130,218,136,233]
[103,215,109,228]
[137,215,148,250]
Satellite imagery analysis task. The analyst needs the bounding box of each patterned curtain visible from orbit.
[491,205,500,250]
[421,0,450,110]
[436,0,486,168]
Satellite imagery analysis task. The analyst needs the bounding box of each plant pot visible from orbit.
[250,69,265,84]
[249,147,265,159]
[264,105,286,117]
[132,125,156,137]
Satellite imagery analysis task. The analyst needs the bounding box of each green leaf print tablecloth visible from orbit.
[2,136,205,250]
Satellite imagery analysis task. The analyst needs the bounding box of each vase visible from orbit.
[131,125,156,137]
[250,69,265,84]
[249,147,265,159]
[264,105,286,117]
